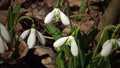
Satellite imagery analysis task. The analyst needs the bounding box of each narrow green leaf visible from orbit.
[68,57,74,68]
[45,23,62,40]
[77,39,85,68]
[56,52,66,68]
[8,7,14,29]
[12,3,22,14]
[77,0,88,21]
[73,56,80,68]
[61,45,72,58]
[8,7,14,47]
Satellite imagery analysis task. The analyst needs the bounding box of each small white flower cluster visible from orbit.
[44,8,70,25]
[100,39,120,57]
[53,36,78,56]
[0,23,10,53]
[19,28,46,49]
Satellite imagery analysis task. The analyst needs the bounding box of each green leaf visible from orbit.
[56,52,66,68]
[8,7,14,29]
[68,57,74,68]
[12,3,22,14]
[8,7,14,47]
[61,45,72,58]
[77,0,88,21]
[100,30,109,45]
[74,56,80,68]
[97,58,111,68]
[45,23,62,40]
[77,40,85,68]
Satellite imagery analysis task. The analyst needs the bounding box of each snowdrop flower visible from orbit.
[19,28,46,49]
[53,36,78,56]
[100,39,113,57]
[44,8,70,25]
[100,39,120,57]
[0,23,10,54]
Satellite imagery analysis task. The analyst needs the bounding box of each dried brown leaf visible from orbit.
[18,41,28,59]
[34,46,56,68]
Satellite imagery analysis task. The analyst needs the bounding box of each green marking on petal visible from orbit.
[54,13,60,20]
[66,39,72,46]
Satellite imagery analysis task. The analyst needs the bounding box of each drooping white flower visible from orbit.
[100,38,120,57]
[69,36,78,57]
[0,23,10,54]
[19,28,46,49]
[53,36,78,56]
[100,40,112,57]
[44,8,70,25]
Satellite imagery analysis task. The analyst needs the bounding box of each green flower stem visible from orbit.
[68,57,73,68]
[31,23,35,28]
[73,56,79,68]
[97,57,103,67]
[92,39,101,60]
[17,15,34,24]
[55,0,60,8]
[56,52,66,68]
[61,45,72,59]
[112,24,120,38]
[77,40,84,68]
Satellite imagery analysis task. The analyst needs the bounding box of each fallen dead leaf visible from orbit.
[34,46,56,68]
[0,10,8,24]
[18,41,28,59]
[1,50,14,60]
[68,0,83,7]
[80,21,95,34]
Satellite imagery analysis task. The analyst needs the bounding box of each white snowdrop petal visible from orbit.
[70,37,78,56]
[19,29,30,41]
[100,40,112,57]
[44,9,55,24]
[116,40,120,47]
[36,31,46,45]
[0,36,5,54]
[53,37,69,48]
[27,29,36,49]
[102,39,112,48]
[59,10,70,25]
[0,23,10,42]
